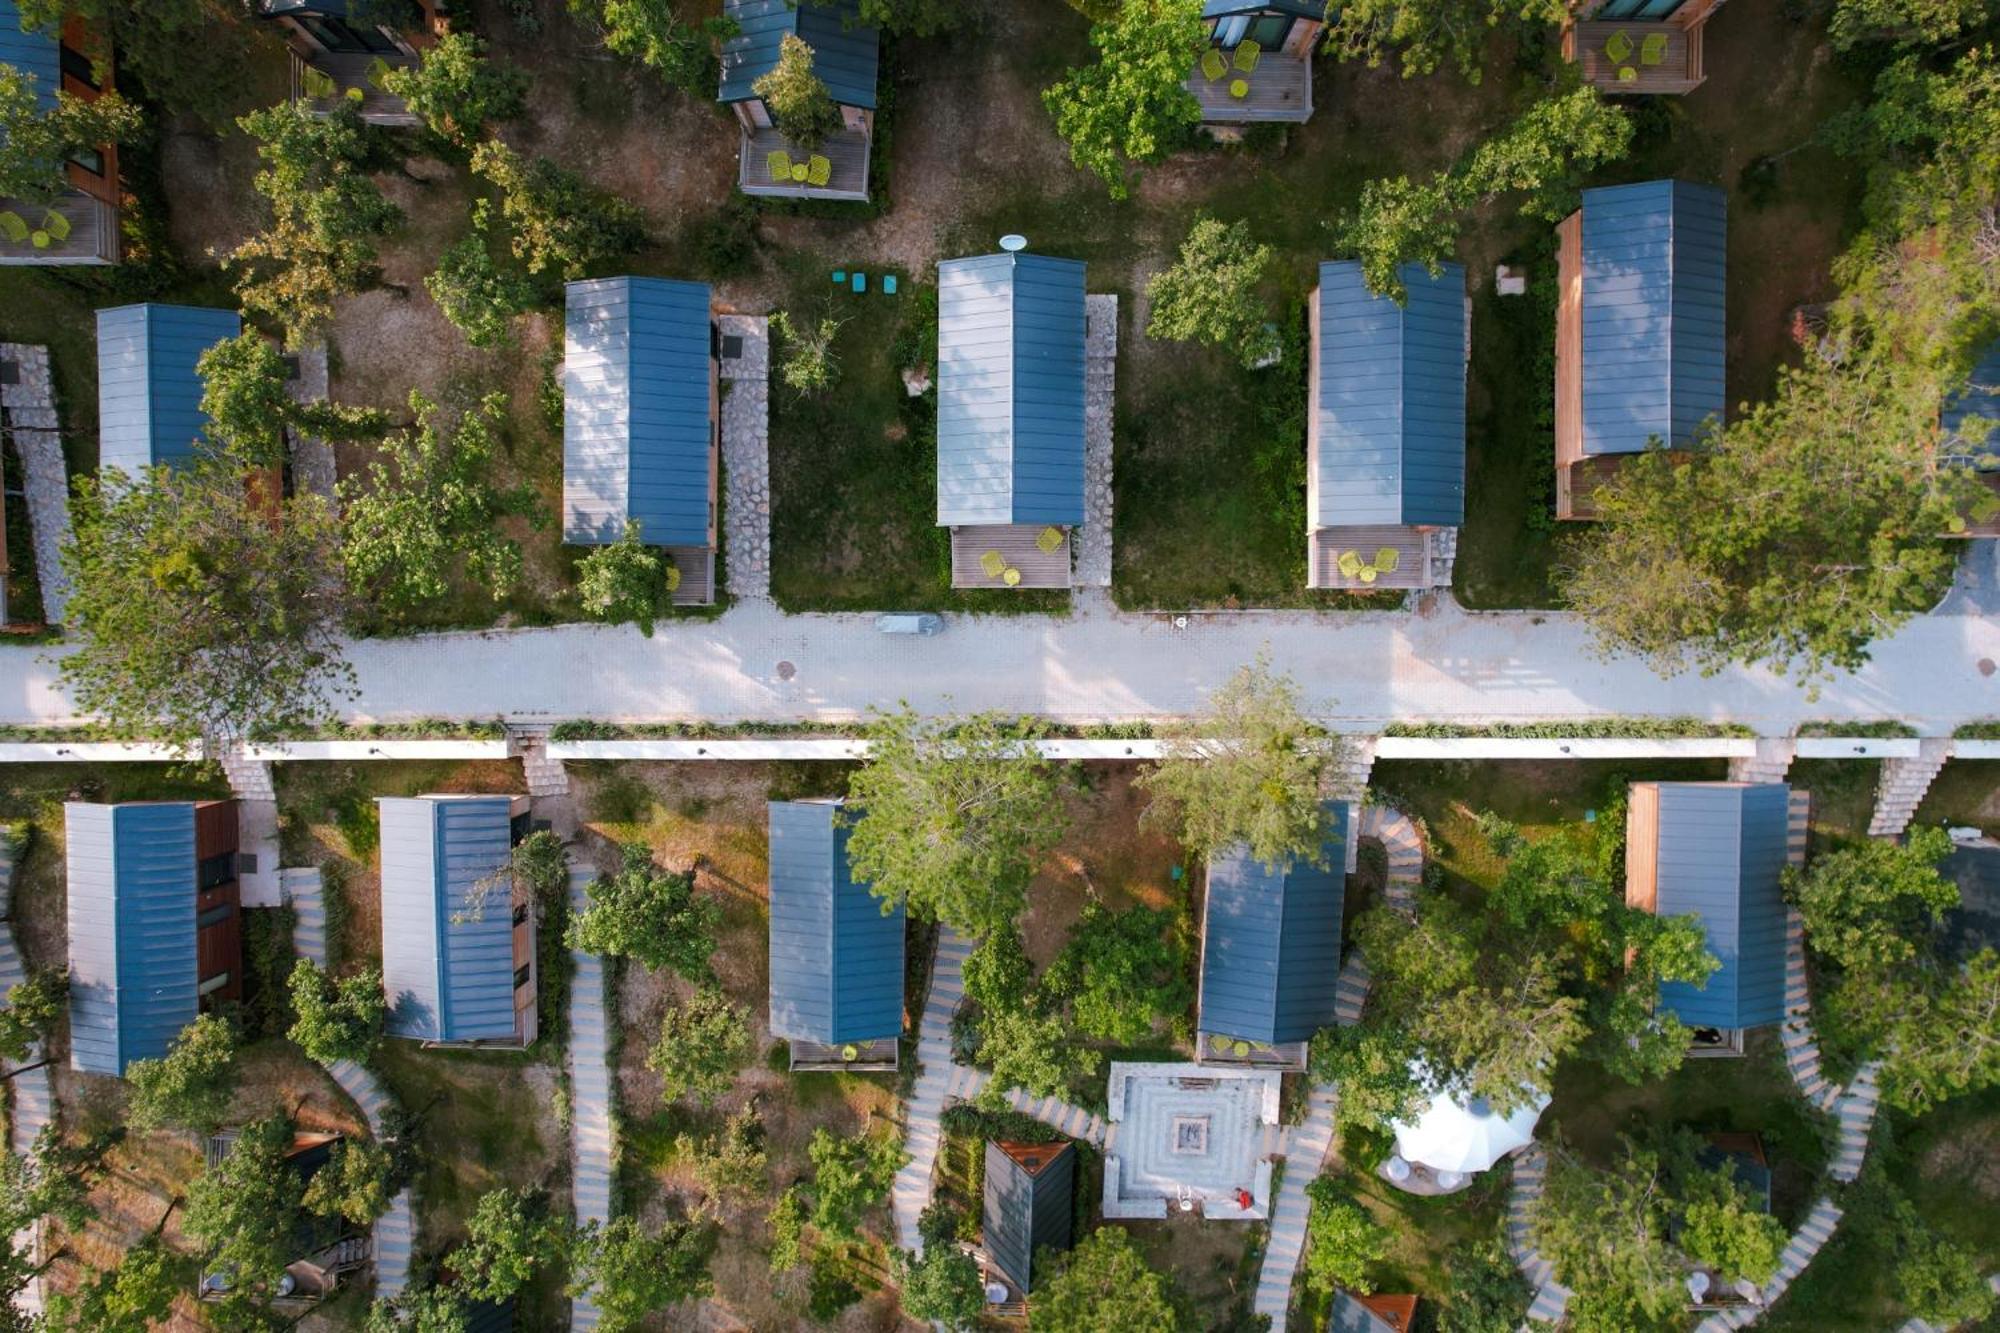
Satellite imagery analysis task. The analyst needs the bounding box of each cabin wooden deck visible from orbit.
[290,51,420,126]
[1308,527,1433,591]
[790,1037,897,1072]
[1187,52,1312,124]
[1557,455,1632,522]
[0,189,117,265]
[1565,20,1705,95]
[665,546,716,606]
[950,525,1072,591]
[738,127,871,202]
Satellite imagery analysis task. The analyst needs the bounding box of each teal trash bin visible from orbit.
[883,274,899,295]
[852,272,867,293]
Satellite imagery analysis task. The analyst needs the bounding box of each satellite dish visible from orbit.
[999,234,1028,253]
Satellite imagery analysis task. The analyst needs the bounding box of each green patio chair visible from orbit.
[365,55,395,91]
[1374,547,1400,574]
[1229,78,1250,99]
[1036,525,1065,555]
[301,65,338,100]
[39,211,68,243]
[1640,32,1668,65]
[1201,48,1228,82]
[1617,65,1639,83]
[767,149,793,182]
[980,549,1007,579]
[1603,29,1634,63]
[665,563,682,594]
[807,154,832,187]
[1336,549,1363,579]
[1002,567,1023,587]
[1232,43,1261,74]
[0,211,28,244]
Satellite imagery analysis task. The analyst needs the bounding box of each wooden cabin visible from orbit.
[563,277,721,606]
[1939,340,2000,537]
[1330,1291,1422,1332]
[66,800,243,1076]
[937,251,1086,590]
[199,1128,370,1305]
[1555,180,1726,519]
[981,1140,1076,1308]
[1307,261,1467,591]
[1189,2,1323,127]
[0,2,121,264]
[719,0,878,202]
[257,0,449,126]
[1563,0,1726,95]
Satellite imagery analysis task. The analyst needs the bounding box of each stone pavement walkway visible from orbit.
[0,344,72,625]
[566,863,614,1332]
[1506,1147,1573,1324]
[12,594,1984,733]
[322,1057,415,1300]
[1076,295,1117,590]
[1251,1084,1338,1328]
[718,314,771,602]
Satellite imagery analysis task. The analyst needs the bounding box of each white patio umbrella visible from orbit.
[1390,1079,1551,1175]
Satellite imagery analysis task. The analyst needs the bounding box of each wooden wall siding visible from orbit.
[1567,19,1705,94]
[1308,527,1432,591]
[1188,52,1312,123]
[951,525,1072,590]
[1554,210,1584,520]
[1625,782,1661,913]
[197,883,241,1005]
[194,799,238,861]
[739,126,871,201]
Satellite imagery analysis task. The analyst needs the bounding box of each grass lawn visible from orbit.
[1790,759,1881,851]
[1915,760,2000,836]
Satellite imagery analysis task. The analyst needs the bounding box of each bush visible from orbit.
[575,524,677,636]
[1300,1177,1391,1296]
[427,202,536,349]
[471,140,644,279]
[380,31,527,147]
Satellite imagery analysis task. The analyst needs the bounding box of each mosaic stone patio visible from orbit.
[1102,1062,1278,1220]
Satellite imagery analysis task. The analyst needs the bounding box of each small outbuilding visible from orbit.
[378,794,537,1049]
[255,1,447,125]
[936,250,1087,590]
[0,0,121,265]
[1625,781,1804,1055]
[1554,180,1726,519]
[563,276,721,605]
[198,1127,369,1305]
[66,799,242,1076]
[1197,801,1351,1069]
[1308,261,1467,592]
[1189,2,1323,126]
[1329,1290,1421,1332]
[767,799,903,1070]
[981,1139,1076,1302]
[96,303,242,477]
[720,0,878,201]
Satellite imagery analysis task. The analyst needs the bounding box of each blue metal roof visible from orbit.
[0,0,60,114]
[379,796,521,1044]
[1203,1,1325,17]
[1941,340,2000,469]
[95,303,242,478]
[1650,783,1789,1031]
[767,800,904,1045]
[1199,802,1351,1045]
[563,277,715,548]
[1314,260,1467,528]
[981,1141,1075,1295]
[1578,180,1727,456]
[719,0,879,110]
[936,252,1088,527]
[64,803,199,1077]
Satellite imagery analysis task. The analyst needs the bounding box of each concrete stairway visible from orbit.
[218,746,277,800]
[509,725,569,798]
[1251,1083,1339,1329]
[947,1066,1108,1146]
[1780,911,1835,1111]
[1321,738,1379,804]
[566,863,614,1332]
[1505,1147,1572,1323]
[1332,957,1371,1026]
[284,867,329,968]
[1829,1062,1882,1183]
[891,929,972,1254]
[1358,805,1421,912]
[1729,739,1797,786]
[1869,739,1952,839]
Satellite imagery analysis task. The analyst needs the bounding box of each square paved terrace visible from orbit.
[1102,1062,1278,1221]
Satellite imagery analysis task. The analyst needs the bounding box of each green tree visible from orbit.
[770,307,845,396]
[125,1013,239,1134]
[1033,1226,1183,1333]
[805,1124,905,1241]
[454,1187,572,1303]
[858,0,958,35]
[647,984,752,1104]
[960,926,1104,1098]
[1675,1158,1784,1286]
[1893,1197,1998,1325]
[575,522,677,635]
[892,1245,983,1330]
[1042,0,1204,200]
[675,1102,767,1203]
[198,331,389,469]
[0,1125,112,1239]
[43,1234,179,1333]
[0,969,66,1063]
[302,1136,397,1227]
[364,1283,472,1333]
[1146,216,1279,368]
[1831,0,1997,50]
[183,1116,307,1290]
[380,31,527,147]
[1042,903,1191,1044]
[1437,1230,1531,1333]
[286,959,388,1065]
[427,202,537,350]
[1325,0,1566,84]
[1139,657,1333,868]
[226,100,402,343]
[1336,88,1631,300]
[339,391,524,619]
[567,0,737,94]
[753,33,840,148]
[1531,1144,1683,1333]
[845,708,1068,934]
[1301,1177,1391,1296]
[59,465,350,752]
[567,842,719,978]
[1308,1023,1426,1133]
[766,1186,807,1273]
[17,0,254,127]
[570,1215,714,1331]
[0,61,140,201]
[471,140,644,279]
[1789,826,1958,972]
[1879,948,2000,1114]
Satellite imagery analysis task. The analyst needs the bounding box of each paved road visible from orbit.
[0,598,1995,732]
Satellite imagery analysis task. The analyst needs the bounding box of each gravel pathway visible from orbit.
[718,314,770,602]
[0,344,72,625]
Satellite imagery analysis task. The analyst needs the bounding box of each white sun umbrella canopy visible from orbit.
[1391,1079,1551,1175]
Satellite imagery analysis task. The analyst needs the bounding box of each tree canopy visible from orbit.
[804,1123,905,1242]
[575,522,679,635]
[471,140,644,279]
[380,30,527,147]
[1042,0,1204,200]
[647,984,752,1104]
[427,202,537,351]
[753,34,840,148]
[892,1245,983,1330]
[0,61,139,201]
[1041,903,1191,1045]
[1300,1178,1391,1296]
[124,1012,239,1134]
[198,331,389,469]
[844,708,1068,934]
[1787,826,1959,973]
[1146,216,1280,368]
[567,842,719,978]
[1033,1226,1184,1332]
[287,959,388,1066]
[565,0,736,94]
[182,1116,307,1292]
[569,1215,714,1332]
[961,927,1102,1098]
[0,969,66,1063]
[17,0,253,127]
[1324,0,1567,84]
[454,1187,571,1303]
